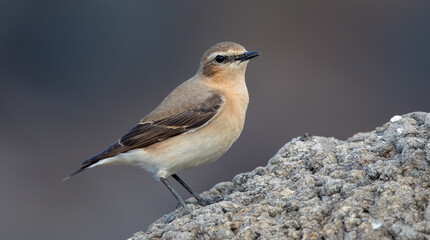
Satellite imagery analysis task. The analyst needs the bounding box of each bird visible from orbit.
[66,42,259,212]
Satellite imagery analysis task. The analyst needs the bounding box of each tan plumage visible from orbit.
[68,41,259,211]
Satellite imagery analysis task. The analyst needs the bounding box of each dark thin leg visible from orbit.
[172,174,222,206]
[160,177,190,212]
[172,174,204,202]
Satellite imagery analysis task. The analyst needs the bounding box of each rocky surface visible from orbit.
[129,112,430,240]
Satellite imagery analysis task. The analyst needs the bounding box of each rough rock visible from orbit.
[129,112,430,240]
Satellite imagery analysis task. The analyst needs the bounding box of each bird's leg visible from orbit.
[160,177,191,213]
[171,174,222,206]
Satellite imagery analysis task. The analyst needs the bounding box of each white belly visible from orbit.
[144,109,244,178]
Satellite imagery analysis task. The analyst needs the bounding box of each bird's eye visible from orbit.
[215,55,225,63]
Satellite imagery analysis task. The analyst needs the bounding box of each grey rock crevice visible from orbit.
[130,112,430,240]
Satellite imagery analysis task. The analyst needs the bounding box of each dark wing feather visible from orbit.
[68,94,223,177]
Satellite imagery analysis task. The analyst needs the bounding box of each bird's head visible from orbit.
[198,42,260,78]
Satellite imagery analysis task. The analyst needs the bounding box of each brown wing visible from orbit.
[69,93,223,176]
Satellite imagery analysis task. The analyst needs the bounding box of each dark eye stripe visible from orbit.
[214,55,236,64]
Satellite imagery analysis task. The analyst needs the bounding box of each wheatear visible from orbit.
[67,42,259,211]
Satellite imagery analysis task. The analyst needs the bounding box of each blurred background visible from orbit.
[1,1,429,239]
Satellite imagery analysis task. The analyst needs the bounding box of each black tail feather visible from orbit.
[63,164,90,181]
[63,151,106,181]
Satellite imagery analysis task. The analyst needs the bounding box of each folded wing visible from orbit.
[69,93,224,177]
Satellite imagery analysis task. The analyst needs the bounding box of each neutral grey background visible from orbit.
[1,1,429,239]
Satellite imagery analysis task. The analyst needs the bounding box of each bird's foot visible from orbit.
[196,195,224,206]
[182,206,192,214]
[175,203,192,215]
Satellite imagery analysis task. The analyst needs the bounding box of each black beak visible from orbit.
[236,51,260,62]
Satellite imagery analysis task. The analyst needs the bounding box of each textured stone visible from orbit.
[129,112,430,240]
